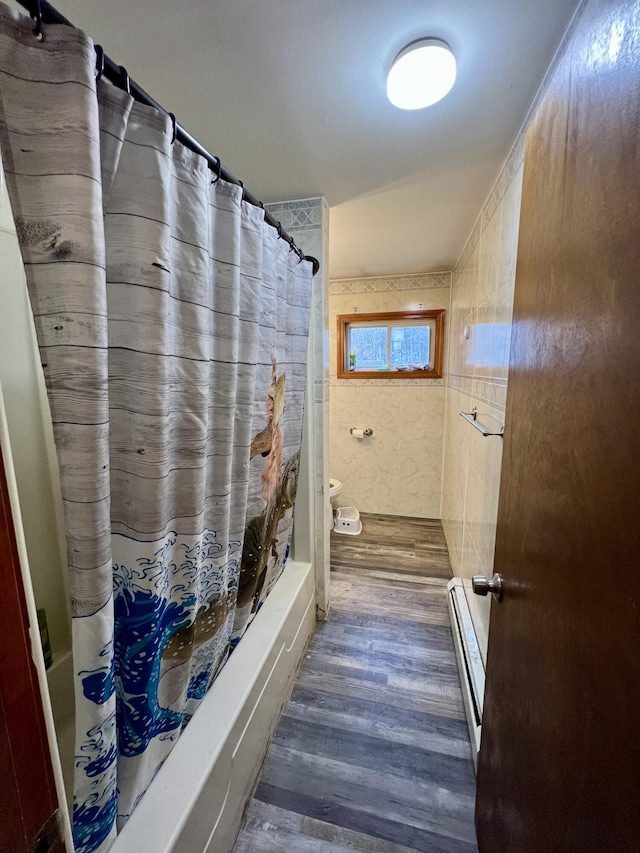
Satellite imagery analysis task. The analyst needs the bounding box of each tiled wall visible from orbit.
[441,138,524,661]
[265,198,331,618]
[329,273,451,519]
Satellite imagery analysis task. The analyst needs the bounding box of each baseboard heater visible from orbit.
[447,578,485,769]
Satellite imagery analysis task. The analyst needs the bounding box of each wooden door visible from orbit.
[0,437,65,853]
[475,0,640,850]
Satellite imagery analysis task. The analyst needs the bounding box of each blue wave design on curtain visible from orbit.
[109,531,234,757]
[186,668,210,702]
[72,710,118,852]
[114,587,195,756]
[73,784,118,853]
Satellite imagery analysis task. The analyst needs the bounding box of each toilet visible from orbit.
[329,478,362,535]
[329,478,342,531]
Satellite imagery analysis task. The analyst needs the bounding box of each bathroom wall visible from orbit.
[265,198,331,618]
[329,273,451,518]
[441,137,524,660]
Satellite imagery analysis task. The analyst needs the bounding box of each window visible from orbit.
[336,310,445,379]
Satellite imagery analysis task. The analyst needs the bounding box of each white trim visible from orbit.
[111,558,316,853]
[447,577,485,768]
[331,270,452,282]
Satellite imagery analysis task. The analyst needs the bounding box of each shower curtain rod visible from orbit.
[15,0,320,276]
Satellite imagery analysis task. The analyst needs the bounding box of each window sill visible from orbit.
[336,368,443,380]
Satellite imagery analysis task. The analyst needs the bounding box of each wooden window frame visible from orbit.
[336,309,445,379]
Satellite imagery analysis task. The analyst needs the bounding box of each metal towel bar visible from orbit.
[460,407,504,437]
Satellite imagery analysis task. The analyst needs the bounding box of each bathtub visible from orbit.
[44,558,314,852]
[110,558,315,853]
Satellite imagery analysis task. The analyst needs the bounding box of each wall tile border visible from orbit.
[265,197,325,232]
[449,374,508,413]
[330,271,451,295]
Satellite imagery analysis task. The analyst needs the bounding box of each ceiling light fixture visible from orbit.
[386,38,456,110]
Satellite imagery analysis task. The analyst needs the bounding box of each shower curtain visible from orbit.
[0,6,312,852]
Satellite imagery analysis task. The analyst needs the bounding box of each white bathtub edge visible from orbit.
[111,558,316,853]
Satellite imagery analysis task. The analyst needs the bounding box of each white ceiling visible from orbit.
[17,0,579,277]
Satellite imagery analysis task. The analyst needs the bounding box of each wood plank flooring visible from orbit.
[233,513,478,852]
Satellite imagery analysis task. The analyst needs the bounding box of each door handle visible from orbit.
[472,573,503,602]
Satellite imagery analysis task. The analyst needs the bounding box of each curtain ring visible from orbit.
[211,156,223,184]
[168,112,177,144]
[32,0,43,38]
[94,45,105,82]
[118,65,130,95]
[276,221,284,240]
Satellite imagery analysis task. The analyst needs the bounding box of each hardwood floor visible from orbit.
[233,513,478,852]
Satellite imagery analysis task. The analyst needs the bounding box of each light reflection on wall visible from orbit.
[584,14,634,75]
[467,323,511,369]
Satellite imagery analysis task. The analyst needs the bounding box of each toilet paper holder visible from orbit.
[350,427,373,437]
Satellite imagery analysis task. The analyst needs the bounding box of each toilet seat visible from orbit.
[329,478,342,500]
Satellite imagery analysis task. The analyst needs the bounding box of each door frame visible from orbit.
[0,388,72,850]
